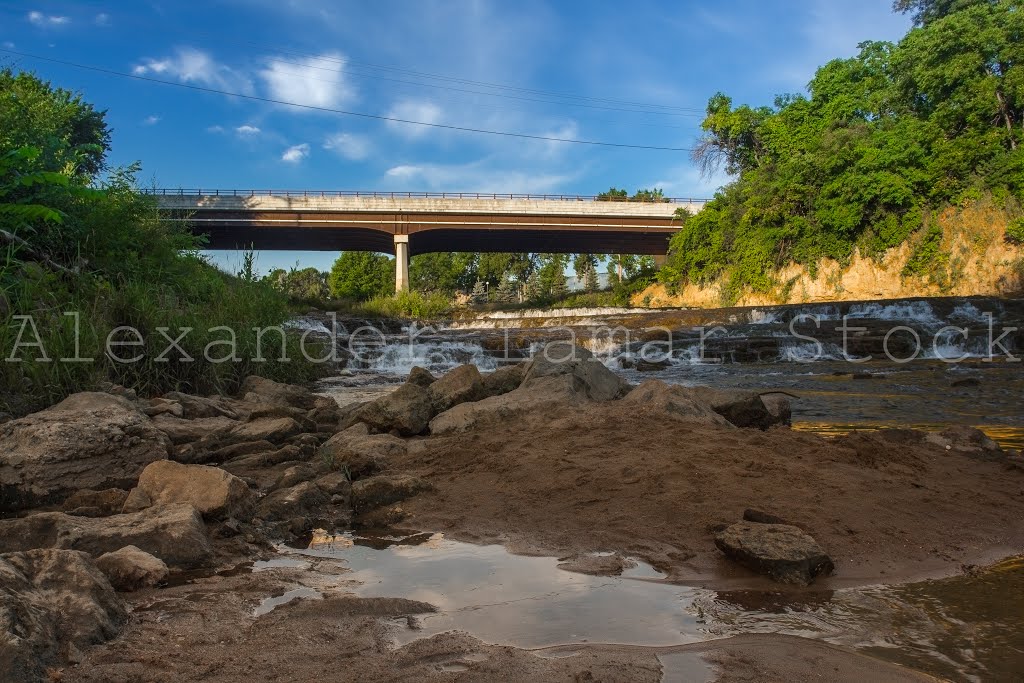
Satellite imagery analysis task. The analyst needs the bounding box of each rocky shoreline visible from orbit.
[2,343,1022,681]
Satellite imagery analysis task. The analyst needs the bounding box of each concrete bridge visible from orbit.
[151,190,706,291]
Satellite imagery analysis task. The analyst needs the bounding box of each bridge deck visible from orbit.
[154,191,702,255]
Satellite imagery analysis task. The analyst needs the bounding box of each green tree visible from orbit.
[328,251,393,300]
[470,279,487,303]
[892,0,994,26]
[495,272,519,303]
[584,265,600,292]
[596,187,628,201]
[410,252,477,293]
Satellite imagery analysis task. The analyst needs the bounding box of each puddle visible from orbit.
[283,530,705,648]
[273,530,1024,682]
[658,652,716,682]
[253,587,322,616]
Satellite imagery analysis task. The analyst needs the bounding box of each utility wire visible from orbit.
[1,49,695,152]
[134,26,705,113]
[255,54,704,118]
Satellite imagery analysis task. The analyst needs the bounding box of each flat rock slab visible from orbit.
[714,523,834,585]
[0,504,214,569]
[0,392,171,513]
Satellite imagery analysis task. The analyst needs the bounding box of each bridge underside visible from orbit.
[196,225,671,255]
[163,203,683,293]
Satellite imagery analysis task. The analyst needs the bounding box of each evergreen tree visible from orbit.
[584,265,600,292]
[470,279,487,303]
[496,273,518,303]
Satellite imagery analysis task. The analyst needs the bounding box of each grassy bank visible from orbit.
[1,70,327,416]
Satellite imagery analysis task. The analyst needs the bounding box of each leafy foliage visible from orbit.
[663,1,1024,301]
[328,251,393,300]
[1,70,325,415]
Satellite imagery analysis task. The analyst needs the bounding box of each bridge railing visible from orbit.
[141,188,710,204]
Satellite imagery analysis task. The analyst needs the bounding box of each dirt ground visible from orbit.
[63,563,934,683]
[389,401,1024,590]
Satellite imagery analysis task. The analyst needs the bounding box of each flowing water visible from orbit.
[305,295,1024,448]
[288,296,1024,680]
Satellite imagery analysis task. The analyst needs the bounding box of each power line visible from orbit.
[256,54,704,118]
[1,49,695,152]
[137,26,706,114]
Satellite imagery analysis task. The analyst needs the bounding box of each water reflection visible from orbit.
[279,532,1023,682]
[285,531,704,648]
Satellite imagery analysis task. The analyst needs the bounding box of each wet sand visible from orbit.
[63,561,934,683]
[389,402,1024,589]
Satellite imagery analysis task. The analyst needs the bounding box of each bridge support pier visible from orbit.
[652,253,668,267]
[394,235,410,293]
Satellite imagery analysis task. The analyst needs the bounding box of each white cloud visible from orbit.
[133,47,252,93]
[281,143,310,164]
[95,13,110,26]
[27,11,69,27]
[383,159,577,194]
[385,100,443,139]
[323,132,370,161]
[260,53,354,109]
[142,115,161,126]
[235,125,261,136]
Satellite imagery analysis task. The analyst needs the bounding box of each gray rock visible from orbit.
[407,366,437,387]
[351,475,432,513]
[239,376,317,410]
[714,523,834,585]
[95,545,168,591]
[257,481,329,526]
[61,488,130,517]
[152,414,238,445]
[161,391,241,419]
[0,549,126,681]
[521,343,631,402]
[125,460,255,520]
[685,387,789,430]
[318,425,407,479]
[620,380,730,425]
[354,383,434,436]
[228,416,303,444]
[0,504,214,569]
[427,364,485,413]
[480,362,526,397]
[0,392,171,513]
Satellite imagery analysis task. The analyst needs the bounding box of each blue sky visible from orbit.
[1,1,910,274]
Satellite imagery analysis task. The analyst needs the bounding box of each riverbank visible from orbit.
[2,347,1022,681]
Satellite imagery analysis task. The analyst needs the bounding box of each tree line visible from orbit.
[660,0,1023,303]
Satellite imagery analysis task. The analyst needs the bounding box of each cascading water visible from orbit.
[301,296,1023,448]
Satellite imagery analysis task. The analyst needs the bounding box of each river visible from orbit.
[287,295,1024,681]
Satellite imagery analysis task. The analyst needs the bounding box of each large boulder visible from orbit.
[0,549,126,682]
[620,380,731,426]
[521,343,631,401]
[684,387,790,430]
[714,522,834,585]
[0,392,171,513]
[427,364,485,413]
[95,545,168,592]
[239,376,317,410]
[354,383,434,436]
[480,363,526,398]
[318,424,408,479]
[123,460,255,520]
[429,346,628,436]
[0,504,214,569]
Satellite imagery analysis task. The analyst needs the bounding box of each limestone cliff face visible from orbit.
[637,201,1024,308]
